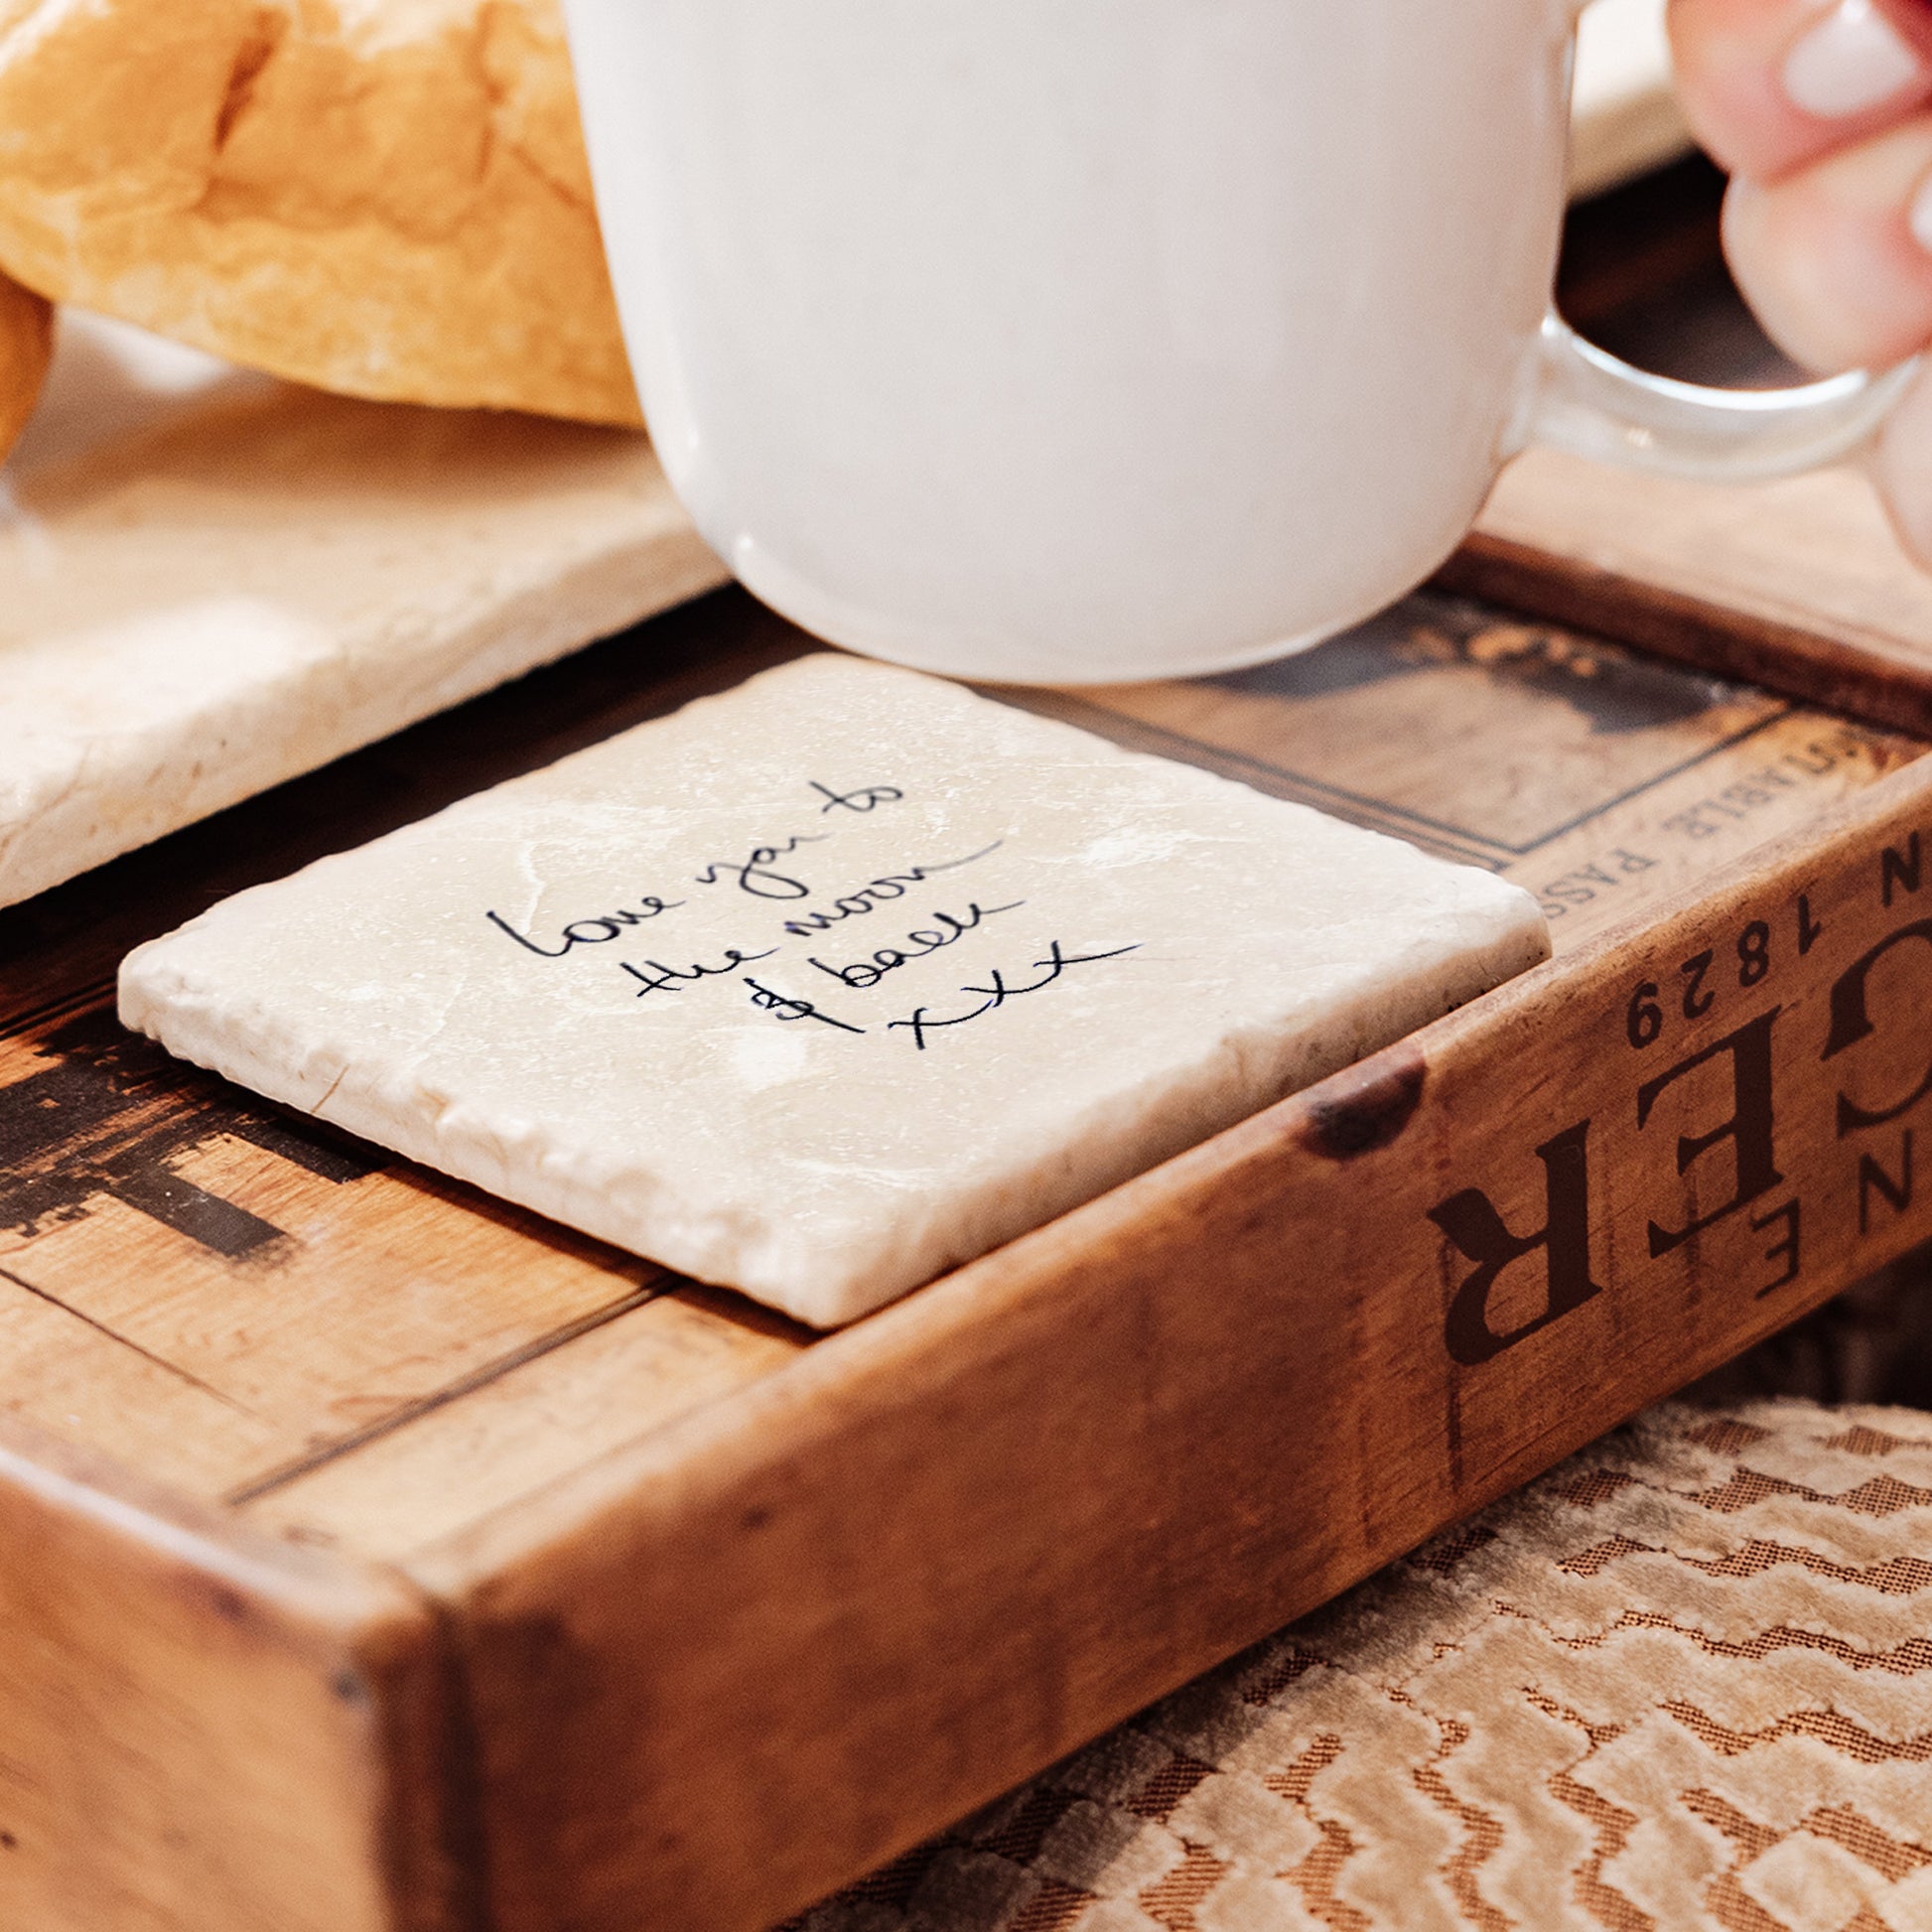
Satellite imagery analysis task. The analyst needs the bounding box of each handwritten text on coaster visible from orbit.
[119,656,1550,1325]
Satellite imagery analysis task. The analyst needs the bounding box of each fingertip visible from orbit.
[1670,0,1812,177]
[1671,0,1932,181]
[1721,117,1932,371]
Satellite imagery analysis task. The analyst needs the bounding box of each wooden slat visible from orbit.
[1016,600,1920,951]
[1457,450,1932,737]
[0,1016,669,1500]
[239,1290,808,1560]
[404,752,1932,1932]
[0,1421,464,1932]
[0,1264,282,1495]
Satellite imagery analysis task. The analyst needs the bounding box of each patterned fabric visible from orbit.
[792,1401,1932,1932]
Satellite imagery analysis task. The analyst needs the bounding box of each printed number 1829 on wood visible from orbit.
[1420,820,1932,1380]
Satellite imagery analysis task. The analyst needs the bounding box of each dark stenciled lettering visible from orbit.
[1882,833,1923,908]
[887,940,1140,1050]
[621,947,777,997]
[1822,918,1932,1135]
[1860,1130,1915,1235]
[1433,1120,1603,1368]
[810,781,903,815]
[807,899,1025,990]
[780,843,1005,937]
[1799,894,1824,957]
[1750,1198,1802,1298]
[693,834,828,900]
[1679,950,1716,1021]
[485,898,684,960]
[1636,1008,1784,1260]
[745,977,865,1035]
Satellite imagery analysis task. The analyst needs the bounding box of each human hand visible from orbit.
[1671,0,1932,553]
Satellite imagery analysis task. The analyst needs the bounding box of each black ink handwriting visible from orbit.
[745,978,866,1035]
[779,844,1005,937]
[810,781,903,815]
[693,835,829,900]
[808,899,1025,990]
[622,947,777,997]
[887,941,1141,1050]
[486,898,685,960]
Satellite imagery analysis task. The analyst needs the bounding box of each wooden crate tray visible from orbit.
[9,472,1932,1927]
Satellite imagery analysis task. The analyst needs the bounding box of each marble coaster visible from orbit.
[0,313,724,912]
[120,655,1550,1326]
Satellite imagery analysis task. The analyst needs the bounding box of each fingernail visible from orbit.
[1908,168,1932,252]
[1784,0,1924,119]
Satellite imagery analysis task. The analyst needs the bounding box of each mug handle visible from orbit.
[1525,313,1919,483]
[1536,0,1918,482]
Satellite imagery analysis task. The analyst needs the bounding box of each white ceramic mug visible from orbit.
[563,0,1907,685]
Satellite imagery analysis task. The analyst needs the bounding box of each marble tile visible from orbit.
[0,314,725,911]
[122,655,1550,1326]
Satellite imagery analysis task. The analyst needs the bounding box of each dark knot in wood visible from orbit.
[1299,1046,1427,1161]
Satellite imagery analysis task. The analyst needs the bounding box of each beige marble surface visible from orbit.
[1573,0,1691,200]
[122,654,1550,1326]
[0,313,726,912]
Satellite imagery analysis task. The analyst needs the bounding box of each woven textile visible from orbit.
[793,1400,1932,1932]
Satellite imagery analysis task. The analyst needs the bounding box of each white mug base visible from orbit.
[563,0,1571,684]
[727,522,1478,688]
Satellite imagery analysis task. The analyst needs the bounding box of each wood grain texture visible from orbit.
[0,1009,670,1502]
[239,1289,809,1561]
[0,1420,465,1932]
[0,573,1924,1928]
[407,752,1932,1932]
[1458,450,1932,738]
[0,265,51,464]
